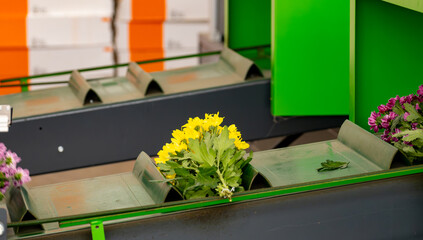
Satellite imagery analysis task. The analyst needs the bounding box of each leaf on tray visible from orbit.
[317,160,349,172]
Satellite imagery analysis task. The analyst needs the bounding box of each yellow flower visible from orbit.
[228,125,241,140]
[166,173,176,179]
[228,124,237,132]
[183,127,200,141]
[183,117,203,130]
[171,139,188,152]
[155,150,169,164]
[234,139,249,150]
[203,112,224,131]
[216,126,223,133]
[172,129,185,143]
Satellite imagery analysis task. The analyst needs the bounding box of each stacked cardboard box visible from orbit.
[0,0,114,93]
[115,0,214,75]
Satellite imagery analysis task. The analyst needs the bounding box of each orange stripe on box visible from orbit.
[129,22,163,50]
[0,16,27,48]
[0,48,29,95]
[132,0,166,22]
[0,0,27,17]
[130,49,164,72]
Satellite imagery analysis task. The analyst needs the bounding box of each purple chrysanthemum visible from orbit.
[377,104,389,113]
[368,111,381,132]
[386,96,400,110]
[417,85,423,96]
[412,123,419,130]
[381,112,397,129]
[13,167,31,187]
[404,112,410,121]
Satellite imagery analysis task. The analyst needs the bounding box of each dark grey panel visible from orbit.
[1,79,346,174]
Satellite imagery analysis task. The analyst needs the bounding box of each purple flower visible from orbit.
[377,104,389,113]
[404,112,410,121]
[0,165,14,178]
[13,167,31,186]
[381,130,392,142]
[400,94,414,105]
[5,151,21,167]
[381,112,397,129]
[368,111,381,132]
[412,123,419,130]
[404,141,414,147]
[0,143,6,159]
[386,96,400,110]
[418,85,423,96]
[0,181,9,194]
[416,103,421,111]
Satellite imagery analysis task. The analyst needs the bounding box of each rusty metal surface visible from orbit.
[17,152,173,221]
[249,120,398,187]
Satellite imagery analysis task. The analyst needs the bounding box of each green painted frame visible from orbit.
[351,0,423,128]
[271,0,350,116]
[224,0,271,70]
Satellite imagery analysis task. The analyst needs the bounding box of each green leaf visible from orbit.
[174,168,193,178]
[239,151,253,170]
[220,148,235,172]
[404,103,423,121]
[402,145,416,154]
[393,130,415,138]
[390,115,402,132]
[157,163,171,171]
[392,101,406,116]
[186,187,214,199]
[196,171,219,188]
[213,127,235,161]
[402,129,423,142]
[317,160,349,172]
[188,139,216,167]
[412,139,423,148]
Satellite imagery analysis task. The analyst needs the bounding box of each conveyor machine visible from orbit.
[2,119,423,239]
[0,46,421,240]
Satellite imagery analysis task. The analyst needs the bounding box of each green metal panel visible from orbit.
[271,0,350,116]
[226,0,271,70]
[383,0,423,13]
[353,0,423,128]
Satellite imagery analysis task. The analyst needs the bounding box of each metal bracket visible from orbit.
[91,220,105,240]
[0,105,12,132]
[0,208,6,240]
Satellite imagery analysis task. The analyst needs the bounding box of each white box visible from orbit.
[27,15,112,48]
[115,21,210,50]
[166,0,212,21]
[28,0,113,17]
[29,46,114,90]
[163,22,209,49]
[116,0,212,22]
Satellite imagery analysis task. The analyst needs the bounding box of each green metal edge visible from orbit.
[270,0,276,114]
[349,0,356,123]
[383,0,423,14]
[90,221,105,240]
[5,165,418,230]
[0,46,269,86]
[224,0,229,48]
[58,166,423,228]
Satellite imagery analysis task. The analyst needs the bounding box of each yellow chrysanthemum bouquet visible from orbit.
[155,113,252,200]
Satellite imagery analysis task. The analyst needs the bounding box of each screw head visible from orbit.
[58,146,64,153]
